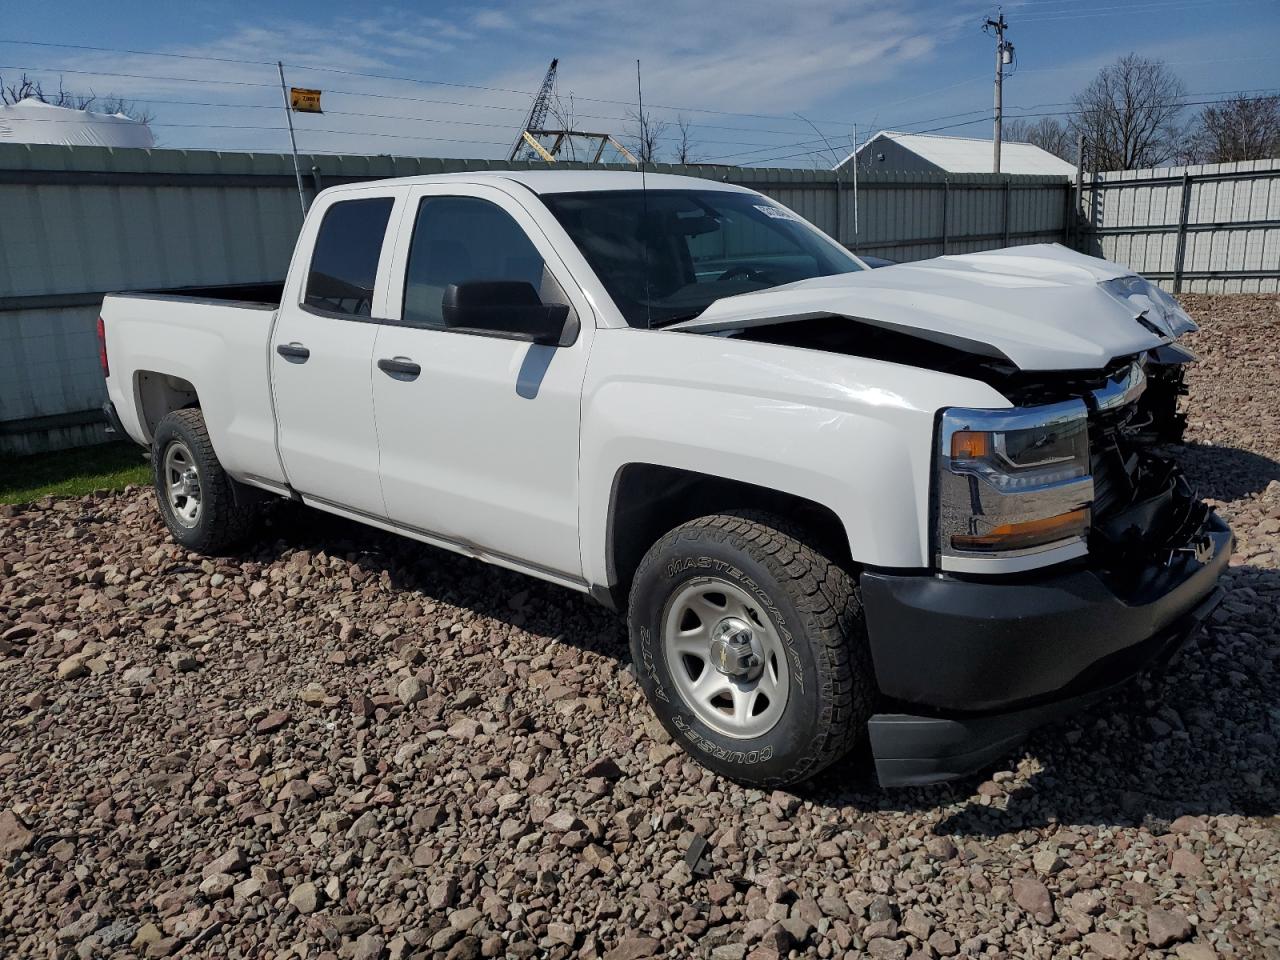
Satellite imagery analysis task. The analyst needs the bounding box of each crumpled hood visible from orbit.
[671,243,1181,372]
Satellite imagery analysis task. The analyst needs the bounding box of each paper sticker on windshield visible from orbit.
[754,203,799,221]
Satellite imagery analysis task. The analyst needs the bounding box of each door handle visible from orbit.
[377,357,421,379]
[276,342,310,362]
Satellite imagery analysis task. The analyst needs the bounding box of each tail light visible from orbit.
[97,316,109,378]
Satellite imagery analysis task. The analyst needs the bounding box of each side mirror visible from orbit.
[441,281,577,346]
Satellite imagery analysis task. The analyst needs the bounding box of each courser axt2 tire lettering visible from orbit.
[627,511,873,787]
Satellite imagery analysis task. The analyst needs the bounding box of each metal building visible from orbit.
[843,130,1076,177]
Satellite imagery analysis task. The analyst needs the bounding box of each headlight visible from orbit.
[1102,275,1198,338]
[937,401,1093,565]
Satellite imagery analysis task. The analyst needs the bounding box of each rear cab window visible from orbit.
[304,197,395,317]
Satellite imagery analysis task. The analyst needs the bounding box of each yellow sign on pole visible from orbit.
[290,88,322,113]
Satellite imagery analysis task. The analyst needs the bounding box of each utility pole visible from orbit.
[1074,130,1085,244]
[984,13,1013,174]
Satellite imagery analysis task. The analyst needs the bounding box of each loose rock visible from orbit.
[0,294,1276,960]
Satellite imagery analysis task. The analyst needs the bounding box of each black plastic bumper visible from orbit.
[861,512,1231,787]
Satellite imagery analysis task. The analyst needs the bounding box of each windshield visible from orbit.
[541,189,863,328]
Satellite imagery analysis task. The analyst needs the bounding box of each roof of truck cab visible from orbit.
[334,170,754,195]
[497,170,752,194]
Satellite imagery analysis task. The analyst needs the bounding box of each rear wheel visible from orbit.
[152,408,258,553]
[627,511,872,787]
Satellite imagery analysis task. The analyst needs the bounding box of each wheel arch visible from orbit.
[597,462,855,611]
[134,370,200,443]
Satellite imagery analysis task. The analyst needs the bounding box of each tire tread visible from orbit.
[153,408,257,553]
[628,510,873,787]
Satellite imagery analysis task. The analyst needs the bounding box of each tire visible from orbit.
[627,511,872,788]
[151,408,258,553]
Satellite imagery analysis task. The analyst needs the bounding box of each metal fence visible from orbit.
[1079,158,1280,294]
[0,143,1070,454]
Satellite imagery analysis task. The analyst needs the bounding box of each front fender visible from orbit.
[578,329,1011,588]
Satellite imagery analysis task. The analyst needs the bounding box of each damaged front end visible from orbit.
[860,356,1230,785]
[1136,343,1192,443]
[1087,357,1212,577]
[939,353,1213,575]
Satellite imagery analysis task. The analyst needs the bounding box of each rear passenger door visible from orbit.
[371,184,594,582]
[271,191,398,517]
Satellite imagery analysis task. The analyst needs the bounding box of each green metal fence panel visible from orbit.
[0,143,1069,453]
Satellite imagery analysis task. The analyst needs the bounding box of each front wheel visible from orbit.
[152,408,258,553]
[627,512,872,787]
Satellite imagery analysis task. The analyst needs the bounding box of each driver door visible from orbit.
[371,184,595,582]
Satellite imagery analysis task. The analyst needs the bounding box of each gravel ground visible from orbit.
[2,294,1278,960]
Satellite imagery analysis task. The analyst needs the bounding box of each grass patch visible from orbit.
[0,441,151,505]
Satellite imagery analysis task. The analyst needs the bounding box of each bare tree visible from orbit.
[674,115,698,164]
[626,108,668,164]
[1004,116,1073,161]
[1,72,40,105]
[0,72,154,123]
[1182,94,1280,164]
[1068,54,1187,170]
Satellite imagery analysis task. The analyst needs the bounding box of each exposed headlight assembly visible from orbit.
[937,400,1093,567]
[1102,275,1198,338]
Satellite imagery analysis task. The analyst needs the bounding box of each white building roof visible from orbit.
[847,129,1075,176]
[0,98,155,149]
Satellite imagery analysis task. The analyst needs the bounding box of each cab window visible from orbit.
[304,197,394,317]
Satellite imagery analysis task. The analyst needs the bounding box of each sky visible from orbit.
[0,0,1276,166]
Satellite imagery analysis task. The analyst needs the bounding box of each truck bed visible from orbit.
[101,283,286,489]
[117,281,285,309]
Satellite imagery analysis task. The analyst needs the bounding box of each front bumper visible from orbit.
[860,511,1231,787]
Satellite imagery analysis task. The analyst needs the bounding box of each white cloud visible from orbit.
[471,9,516,31]
[7,3,983,159]
[31,0,1247,164]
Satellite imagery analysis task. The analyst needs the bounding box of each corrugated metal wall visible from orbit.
[1081,158,1280,294]
[0,143,1069,454]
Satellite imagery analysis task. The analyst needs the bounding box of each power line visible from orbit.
[6,51,1276,164]
[12,74,1273,161]
[1008,0,1263,13]
[34,85,843,139]
[0,62,277,88]
[0,39,279,67]
[715,118,998,165]
[11,43,1273,141]
[708,90,1280,165]
[34,83,1278,129]
[2,92,854,151]
[704,135,853,163]
[1015,0,1267,21]
[1003,92,1280,121]
[0,40,864,129]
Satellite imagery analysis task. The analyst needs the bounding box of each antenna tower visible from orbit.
[510,58,559,161]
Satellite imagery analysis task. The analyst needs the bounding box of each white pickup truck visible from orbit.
[100,171,1230,788]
